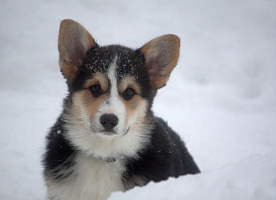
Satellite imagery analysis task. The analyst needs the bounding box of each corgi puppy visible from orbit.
[43,19,200,200]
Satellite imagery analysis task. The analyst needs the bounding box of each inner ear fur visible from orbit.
[58,19,97,82]
[141,34,180,89]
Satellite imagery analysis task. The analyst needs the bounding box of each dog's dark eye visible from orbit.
[90,84,102,97]
[122,88,135,100]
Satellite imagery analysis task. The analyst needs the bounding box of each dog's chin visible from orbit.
[100,131,117,136]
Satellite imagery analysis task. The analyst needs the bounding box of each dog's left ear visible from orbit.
[141,34,180,89]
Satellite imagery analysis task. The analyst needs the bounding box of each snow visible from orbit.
[0,0,276,199]
[111,152,276,200]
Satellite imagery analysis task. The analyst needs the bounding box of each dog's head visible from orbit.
[59,19,180,158]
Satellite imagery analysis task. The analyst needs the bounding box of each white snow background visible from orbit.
[0,0,276,199]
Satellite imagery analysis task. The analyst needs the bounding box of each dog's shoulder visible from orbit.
[154,117,200,174]
[124,117,200,184]
[43,116,77,179]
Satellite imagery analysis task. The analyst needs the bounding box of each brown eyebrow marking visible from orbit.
[84,72,109,92]
[119,75,141,95]
[71,90,108,122]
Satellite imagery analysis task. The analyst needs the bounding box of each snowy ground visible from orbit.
[0,0,276,199]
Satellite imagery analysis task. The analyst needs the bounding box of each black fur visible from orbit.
[123,117,200,186]
[43,115,77,179]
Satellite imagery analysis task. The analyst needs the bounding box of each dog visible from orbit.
[43,19,200,200]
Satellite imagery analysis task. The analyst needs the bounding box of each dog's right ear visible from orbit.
[58,19,97,82]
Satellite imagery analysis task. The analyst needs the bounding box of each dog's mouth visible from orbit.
[95,127,130,137]
[100,130,116,136]
[122,127,130,136]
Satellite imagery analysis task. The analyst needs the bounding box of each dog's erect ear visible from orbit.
[141,34,180,89]
[58,19,97,82]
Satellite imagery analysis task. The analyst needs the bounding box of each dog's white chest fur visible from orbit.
[47,153,125,200]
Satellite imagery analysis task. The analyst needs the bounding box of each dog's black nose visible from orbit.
[100,114,118,130]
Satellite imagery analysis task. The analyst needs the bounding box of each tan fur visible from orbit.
[141,34,180,89]
[71,90,107,125]
[84,72,109,92]
[124,95,146,128]
[119,75,141,95]
[118,75,145,123]
[71,73,110,125]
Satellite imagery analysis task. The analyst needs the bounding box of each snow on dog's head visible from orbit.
[58,19,180,158]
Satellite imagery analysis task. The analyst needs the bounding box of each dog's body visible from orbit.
[43,19,200,200]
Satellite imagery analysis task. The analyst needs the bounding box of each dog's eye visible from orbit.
[90,84,102,97]
[122,88,135,100]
